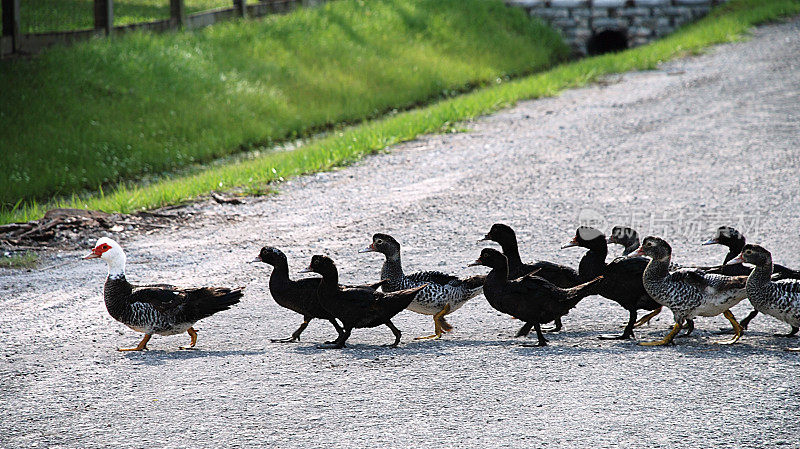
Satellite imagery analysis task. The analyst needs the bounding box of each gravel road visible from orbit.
[2,19,800,449]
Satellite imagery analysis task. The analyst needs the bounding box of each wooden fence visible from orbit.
[0,0,327,58]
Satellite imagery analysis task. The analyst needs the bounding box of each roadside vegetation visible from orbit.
[1,0,798,225]
[0,251,39,269]
[3,0,232,33]
[0,0,567,212]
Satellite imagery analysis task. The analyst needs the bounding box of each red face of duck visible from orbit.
[84,242,112,259]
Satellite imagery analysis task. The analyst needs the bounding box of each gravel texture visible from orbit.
[2,19,800,449]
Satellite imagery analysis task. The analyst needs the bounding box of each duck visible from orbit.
[253,246,386,343]
[302,255,424,348]
[609,226,684,272]
[360,233,484,340]
[83,237,242,351]
[702,226,800,333]
[631,236,748,346]
[607,226,642,257]
[729,244,800,348]
[468,248,603,347]
[561,226,663,339]
[480,223,581,331]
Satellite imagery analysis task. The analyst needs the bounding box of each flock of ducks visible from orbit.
[83,224,800,352]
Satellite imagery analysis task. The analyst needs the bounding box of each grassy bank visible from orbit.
[3,0,232,33]
[0,0,567,207]
[2,0,799,226]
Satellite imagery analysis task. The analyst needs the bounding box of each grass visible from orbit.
[3,0,233,33]
[0,0,567,208]
[1,0,798,226]
[0,251,39,269]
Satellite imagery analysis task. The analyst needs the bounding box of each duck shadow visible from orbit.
[288,337,517,358]
[504,328,799,359]
[121,348,266,366]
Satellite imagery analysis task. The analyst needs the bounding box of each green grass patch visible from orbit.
[3,0,232,33]
[1,0,798,226]
[0,251,39,269]
[0,0,567,208]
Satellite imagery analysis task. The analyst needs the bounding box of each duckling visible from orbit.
[702,226,800,332]
[632,236,748,346]
[480,223,581,331]
[254,247,386,343]
[562,227,663,339]
[729,245,800,347]
[360,233,484,340]
[84,238,242,351]
[468,248,603,347]
[302,255,424,349]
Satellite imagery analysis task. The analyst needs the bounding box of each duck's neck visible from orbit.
[103,270,132,321]
[498,239,523,273]
[380,252,404,286]
[723,239,746,265]
[268,260,292,294]
[484,262,509,304]
[643,255,671,286]
[106,254,126,281]
[319,269,340,296]
[579,245,607,280]
[622,239,640,257]
[747,261,773,289]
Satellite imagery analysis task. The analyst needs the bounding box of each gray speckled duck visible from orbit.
[632,236,748,346]
[84,237,242,351]
[731,244,800,350]
[360,233,484,340]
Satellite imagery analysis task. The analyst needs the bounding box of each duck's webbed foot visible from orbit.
[272,321,309,343]
[414,304,449,341]
[639,323,681,346]
[714,310,743,345]
[179,327,199,350]
[119,334,151,352]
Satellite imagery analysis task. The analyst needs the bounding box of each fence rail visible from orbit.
[0,0,326,58]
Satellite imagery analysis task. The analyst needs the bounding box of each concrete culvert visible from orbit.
[586,29,628,56]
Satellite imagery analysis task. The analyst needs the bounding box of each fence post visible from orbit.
[94,0,113,35]
[2,0,21,54]
[170,0,186,28]
[234,0,246,18]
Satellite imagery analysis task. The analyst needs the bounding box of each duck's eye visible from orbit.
[376,239,383,245]
[745,250,751,255]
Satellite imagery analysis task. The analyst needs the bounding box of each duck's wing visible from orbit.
[128,285,189,313]
[406,270,459,286]
[342,279,388,290]
[508,274,561,297]
[525,261,580,286]
[773,264,800,281]
[129,285,242,318]
[670,270,746,292]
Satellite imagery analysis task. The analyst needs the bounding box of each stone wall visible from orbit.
[506,0,727,55]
